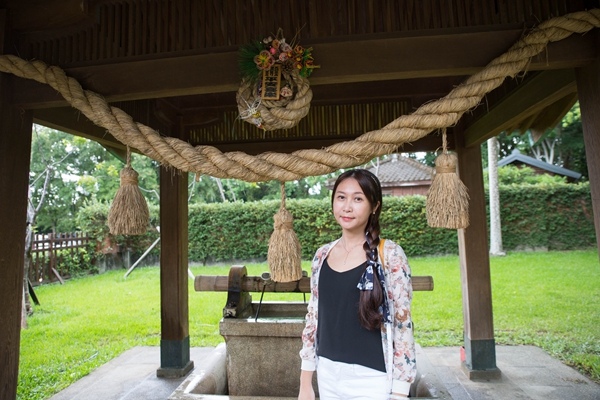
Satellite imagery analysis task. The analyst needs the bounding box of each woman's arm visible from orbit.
[298,249,321,370]
[299,245,328,392]
[387,241,417,395]
[298,291,318,370]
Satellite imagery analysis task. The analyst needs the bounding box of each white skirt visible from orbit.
[316,356,389,400]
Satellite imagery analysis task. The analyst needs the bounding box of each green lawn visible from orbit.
[18,249,599,400]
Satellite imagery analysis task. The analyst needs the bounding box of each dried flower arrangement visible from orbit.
[236,30,318,131]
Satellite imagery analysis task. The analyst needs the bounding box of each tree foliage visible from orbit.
[483,165,567,186]
[481,102,586,178]
[524,103,586,179]
[558,103,587,178]
[31,98,587,234]
[76,182,594,265]
[30,127,104,232]
[30,126,160,232]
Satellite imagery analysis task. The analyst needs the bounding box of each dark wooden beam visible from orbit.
[310,76,464,106]
[576,56,600,255]
[33,108,127,161]
[202,131,450,155]
[462,69,577,148]
[528,93,578,140]
[33,100,452,155]
[0,76,33,400]
[158,120,193,377]
[5,0,92,32]
[455,127,500,379]
[0,9,33,398]
[33,107,125,151]
[159,76,463,111]
[11,29,597,109]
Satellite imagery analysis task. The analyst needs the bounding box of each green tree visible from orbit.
[480,102,586,178]
[481,131,527,169]
[483,165,566,186]
[30,126,160,232]
[521,103,586,179]
[188,175,333,203]
[30,127,90,232]
[558,103,587,179]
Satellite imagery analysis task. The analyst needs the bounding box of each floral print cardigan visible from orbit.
[299,238,417,395]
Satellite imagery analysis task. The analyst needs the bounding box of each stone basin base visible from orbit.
[170,302,446,399]
[222,302,308,397]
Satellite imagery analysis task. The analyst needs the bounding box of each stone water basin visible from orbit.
[170,301,446,399]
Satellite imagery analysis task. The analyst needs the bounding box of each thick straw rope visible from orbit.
[1,10,598,182]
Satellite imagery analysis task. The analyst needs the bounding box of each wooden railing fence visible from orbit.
[29,232,91,285]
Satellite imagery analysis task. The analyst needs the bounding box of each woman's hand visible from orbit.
[298,386,315,400]
[298,370,315,400]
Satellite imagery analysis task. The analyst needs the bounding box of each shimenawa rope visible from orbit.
[0,10,597,183]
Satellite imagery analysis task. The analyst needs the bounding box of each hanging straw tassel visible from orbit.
[267,182,303,282]
[426,130,470,229]
[108,147,150,235]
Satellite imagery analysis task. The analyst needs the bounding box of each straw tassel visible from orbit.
[426,130,470,229]
[267,182,303,282]
[107,147,150,235]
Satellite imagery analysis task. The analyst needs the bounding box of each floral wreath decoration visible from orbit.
[236,30,319,131]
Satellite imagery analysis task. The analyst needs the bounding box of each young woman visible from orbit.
[298,169,416,400]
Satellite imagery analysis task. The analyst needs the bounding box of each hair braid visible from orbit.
[331,168,385,331]
[359,213,384,330]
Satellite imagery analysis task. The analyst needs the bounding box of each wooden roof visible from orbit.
[498,149,583,180]
[3,0,597,158]
[325,154,434,190]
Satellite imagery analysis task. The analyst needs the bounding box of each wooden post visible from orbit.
[0,9,34,400]
[157,139,193,377]
[48,232,55,281]
[576,46,600,257]
[455,131,500,379]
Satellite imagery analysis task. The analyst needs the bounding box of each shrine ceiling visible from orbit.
[2,0,597,156]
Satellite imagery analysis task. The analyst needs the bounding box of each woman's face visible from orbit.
[332,177,378,234]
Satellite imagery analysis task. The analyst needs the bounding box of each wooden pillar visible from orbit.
[455,132,500,379]
[157,163,193,377]
[576,50,600,255]
[0,10,34,400]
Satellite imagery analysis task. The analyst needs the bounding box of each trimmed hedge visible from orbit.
[76,200,160,261]
[187,182,594,263]
[79,182,595,264]
[187,196,459,262]
[498,183,595,251]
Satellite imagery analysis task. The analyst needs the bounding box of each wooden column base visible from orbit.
[157,336,194,378]
[461,335,501,380]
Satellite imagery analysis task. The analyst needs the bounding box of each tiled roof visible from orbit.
[368,155,433,186]
[325,155,433,189]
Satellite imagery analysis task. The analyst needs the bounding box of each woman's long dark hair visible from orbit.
[332,169,384,331]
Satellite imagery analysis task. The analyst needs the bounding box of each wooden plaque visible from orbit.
[261,64,282,100]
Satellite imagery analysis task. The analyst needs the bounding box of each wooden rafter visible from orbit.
[12,29,597,109]
[462,69,578,147]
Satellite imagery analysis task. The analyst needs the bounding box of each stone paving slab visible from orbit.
[422,346,600,400]
[49,345,600,400]
[49,347,214,400]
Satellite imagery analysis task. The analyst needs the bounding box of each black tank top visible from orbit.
[317,258,386,372]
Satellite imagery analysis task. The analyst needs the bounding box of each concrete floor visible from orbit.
[49,345,600,400]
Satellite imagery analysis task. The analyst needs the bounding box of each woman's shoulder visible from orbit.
[313,240,338,259]
[381,238,409,262]
[381,238,405,253]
